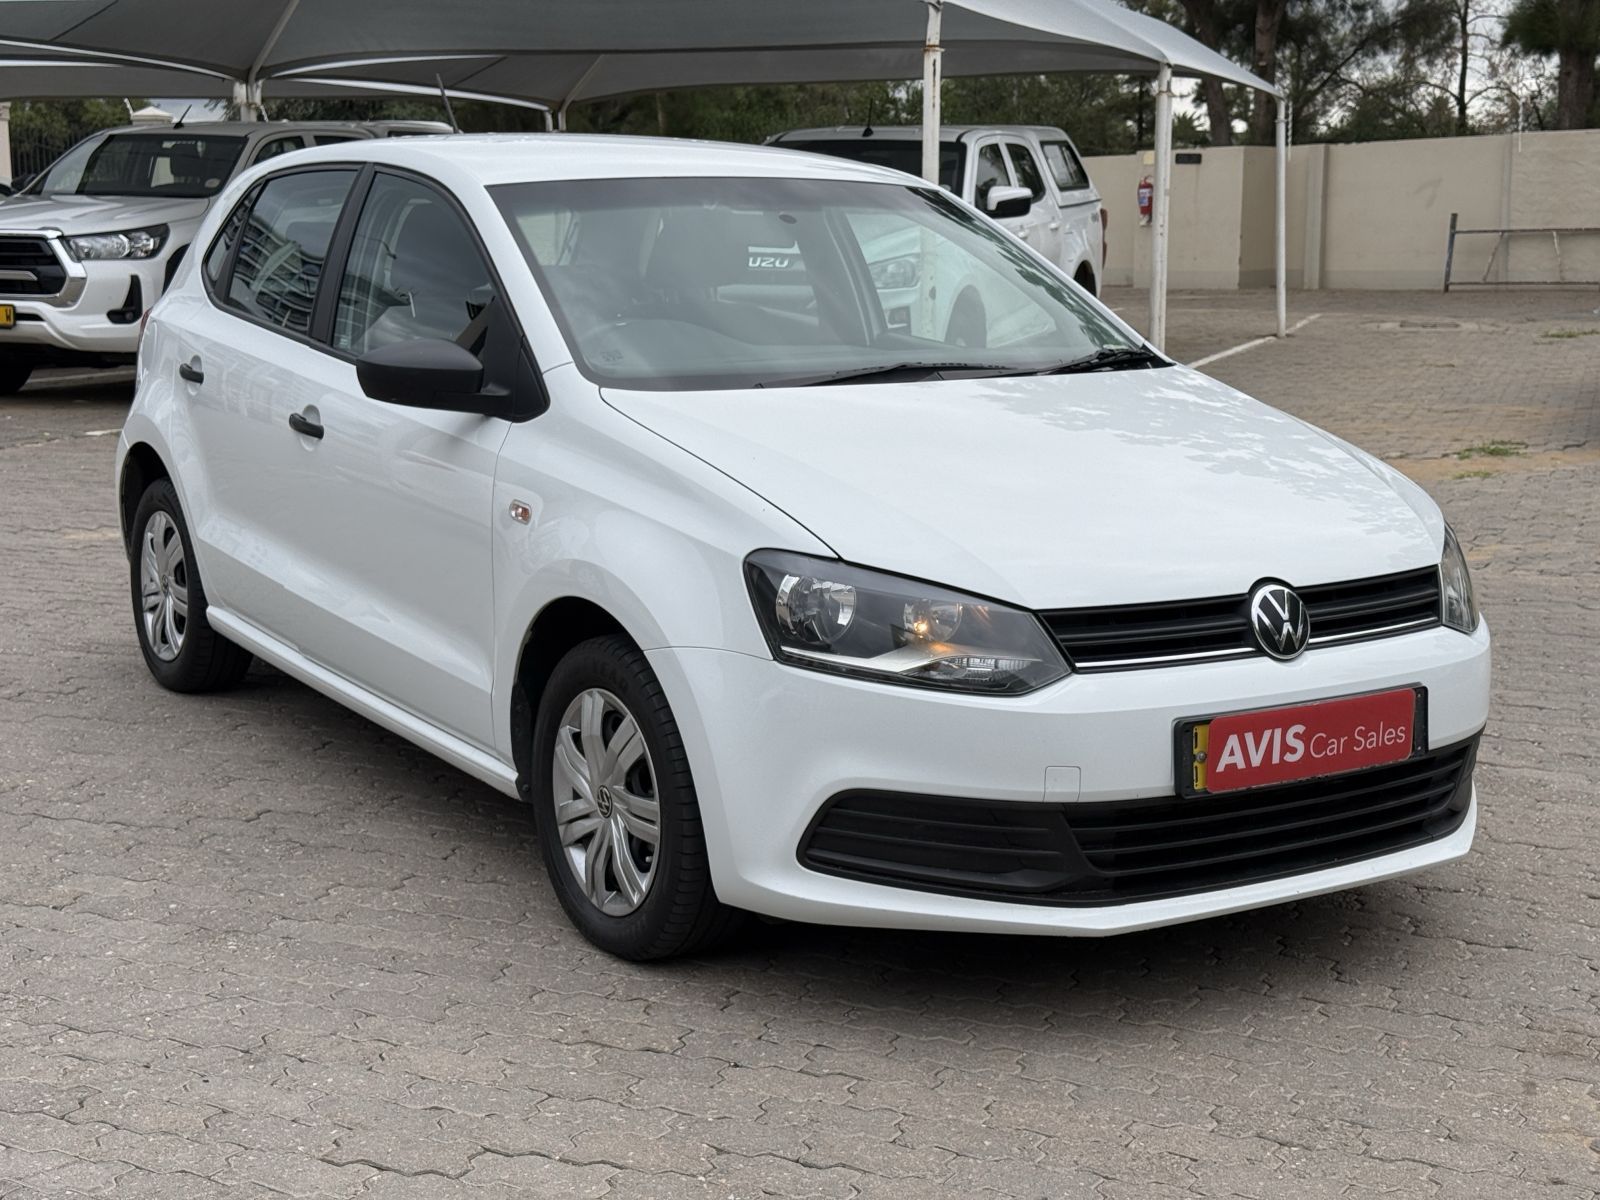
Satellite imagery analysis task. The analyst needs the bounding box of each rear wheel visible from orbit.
[0,363,32,395]
[129,480,252,692]
[1074,265,1098,297]
[531,635,744,960]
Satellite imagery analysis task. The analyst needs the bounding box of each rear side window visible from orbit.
[1042,142,1091,192]
[1008,143,1047,202]
[226,169,356,335]
[313,134,363,147]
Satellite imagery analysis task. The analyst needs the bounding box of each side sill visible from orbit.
[206,607,520,799]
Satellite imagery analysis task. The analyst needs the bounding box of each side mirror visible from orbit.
[985,184,1033,220]
[356,338,491,413]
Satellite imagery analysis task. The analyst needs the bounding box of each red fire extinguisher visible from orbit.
[1137,175,1154,225]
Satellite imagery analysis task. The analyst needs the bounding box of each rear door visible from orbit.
[1038,136,1104,288]
[1002,138,1062,268]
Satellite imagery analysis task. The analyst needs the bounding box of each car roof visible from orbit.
[91,121,394,138]
[775,126,1074,144]
[264,133,919,187]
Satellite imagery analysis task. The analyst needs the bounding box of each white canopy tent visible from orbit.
[0,0,1284,346]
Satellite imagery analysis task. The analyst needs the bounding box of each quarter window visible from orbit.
[1008,143,1047,202]
[204,188,254,287]
[333,174,496,355]
[225,169,356,335]
[1042,142,1091,192]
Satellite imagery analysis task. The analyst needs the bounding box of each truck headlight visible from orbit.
[1440,525,1480,634]
[66,225,169,261]
[868,255,920,290]
[745,550,1069,694]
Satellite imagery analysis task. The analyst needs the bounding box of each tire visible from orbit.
[0,363,32,396]
[531,634,745,960]
[1074,266,1098,297]
[129,479,252,692]
[945,292,988,349]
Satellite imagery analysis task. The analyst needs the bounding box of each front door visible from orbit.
[1003,139,1063,269]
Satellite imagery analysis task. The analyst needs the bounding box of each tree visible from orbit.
[1501,0,1600,127]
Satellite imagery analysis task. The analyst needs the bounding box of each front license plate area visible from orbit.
[0,304,14,329]
[1178,686,1427,797]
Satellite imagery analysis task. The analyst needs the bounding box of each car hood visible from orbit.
[0,194,210,235]
[603,367,1442,608]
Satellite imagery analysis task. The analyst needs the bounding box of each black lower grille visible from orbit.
[1041,566,1443,671]
[799,736,1477,905]
[0,236,67,297]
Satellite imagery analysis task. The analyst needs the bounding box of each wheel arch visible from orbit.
[119,441,172,553]
[510,595,641,798]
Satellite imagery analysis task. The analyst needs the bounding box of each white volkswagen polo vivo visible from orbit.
[117,135,1489,960]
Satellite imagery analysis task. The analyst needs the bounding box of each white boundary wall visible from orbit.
[1086,129,1600,290]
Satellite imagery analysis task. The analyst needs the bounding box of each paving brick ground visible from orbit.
[1,290,1597,1199]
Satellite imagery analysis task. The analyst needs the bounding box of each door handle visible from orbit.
[178,358,204,384]
[1017,229,1030,239]
[1048,221,1061,231]
[288,411,324,440]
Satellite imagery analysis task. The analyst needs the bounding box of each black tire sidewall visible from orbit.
[0,364,32,395]
[530,636,712,960]
[129,480,221,690]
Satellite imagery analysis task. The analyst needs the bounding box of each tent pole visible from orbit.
[1275,95,1288,338]
[921,0,943,183]
[1149,63,1173,351]
[558,56,605,133]
[246,0,300,121]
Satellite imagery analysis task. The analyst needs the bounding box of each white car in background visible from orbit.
[118,135,1487,961]
[772,125,1106,342]
[0,119,449,395]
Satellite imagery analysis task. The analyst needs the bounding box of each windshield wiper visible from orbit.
[758,361,1018,388]
[1034,346,1170,375]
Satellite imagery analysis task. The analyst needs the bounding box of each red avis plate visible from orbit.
[1178,686,1426,796]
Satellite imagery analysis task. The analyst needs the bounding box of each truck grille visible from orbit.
[1040,566,1442,671]
[0,236,67,297]
[798,736,1477,905]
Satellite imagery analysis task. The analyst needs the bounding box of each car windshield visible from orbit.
[778,138,963,192]
[28,132,246,199]
[493,176,1136,392]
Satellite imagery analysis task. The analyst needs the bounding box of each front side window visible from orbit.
[973,143,1010,208]
[1042,142,1091,192]
[27,132,246,199]
[333,174,496,355]
[226,170,355,335]
[252,135,306,165]
[494,176,1134,391]
[1008,143,1047,202]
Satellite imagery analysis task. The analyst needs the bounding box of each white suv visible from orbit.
[0,120,449,394]
[772,125,1106,318]
[118,135,1488,960]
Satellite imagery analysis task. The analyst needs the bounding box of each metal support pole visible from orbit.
[921,0,943,184]
[231,80,255,122]
[1275,95,1287,338]
[1149,63,1173,351]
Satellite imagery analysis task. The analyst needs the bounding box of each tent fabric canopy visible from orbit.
[1,0,1274,102]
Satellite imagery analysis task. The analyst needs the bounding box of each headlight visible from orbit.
[869,255,920,290]
[744,550,1069,694]
[66,225,168,261]
[1439,525,1480,634]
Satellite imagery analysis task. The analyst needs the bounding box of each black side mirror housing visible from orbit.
[357,338,502,415]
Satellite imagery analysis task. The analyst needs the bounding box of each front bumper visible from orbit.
[0,237,161,357]
[648,620,1490,935]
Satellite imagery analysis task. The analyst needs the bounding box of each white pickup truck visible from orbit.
[0,119,448,394]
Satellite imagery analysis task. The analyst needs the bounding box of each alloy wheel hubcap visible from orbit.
[139,511,188,662]
[552,688,661,916]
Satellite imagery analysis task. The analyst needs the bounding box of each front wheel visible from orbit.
[0,363,32,395]
[129,480,252,692]
[531,635,744,960]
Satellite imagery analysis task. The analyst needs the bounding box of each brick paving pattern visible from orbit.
[1,291,1596,1198]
